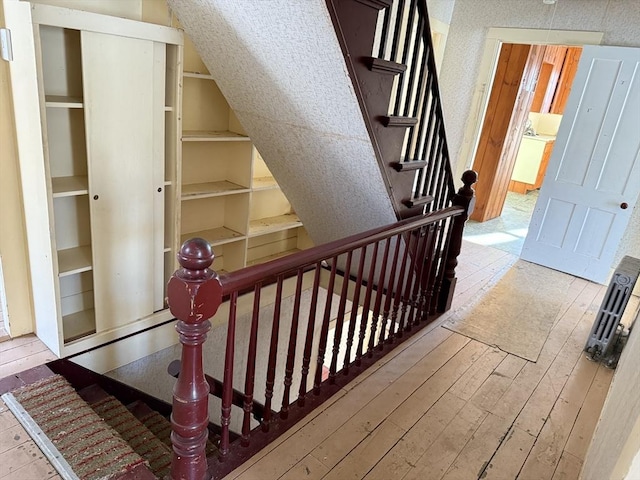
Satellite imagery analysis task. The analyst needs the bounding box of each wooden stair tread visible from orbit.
[367,57,407,75]
[392,160,428,172]
[354,0,392,9]
[382,115,419,127]
[402,195,435,208]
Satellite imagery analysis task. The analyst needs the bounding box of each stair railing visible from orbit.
[379,0,456,211]
[167,172,476,479]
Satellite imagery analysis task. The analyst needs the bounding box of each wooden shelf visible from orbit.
[63,309,96,343]
[249,213,302,237]
[181,227,245,247]
[183,71,214,80]
[52,176,89,197]
[247,248,301,267]
[182,130,250,142]
[45,95,83,108]
[181,181,249,200]
[58,245,93,277]
[252,176,279,191]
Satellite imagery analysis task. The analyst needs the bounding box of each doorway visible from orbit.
[463,40,583,256]
[0,256,10,341]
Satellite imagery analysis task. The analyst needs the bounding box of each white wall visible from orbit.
[438,0,640,264]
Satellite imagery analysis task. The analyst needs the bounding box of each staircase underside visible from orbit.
[168,0,399,245]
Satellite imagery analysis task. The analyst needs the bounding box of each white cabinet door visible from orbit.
[521,46,640,283]
[82,31,165,331]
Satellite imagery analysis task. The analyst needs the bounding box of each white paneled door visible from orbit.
[521,46,640,283]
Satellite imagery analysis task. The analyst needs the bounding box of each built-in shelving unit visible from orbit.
[179,40,311,273]
[20,5,183,356]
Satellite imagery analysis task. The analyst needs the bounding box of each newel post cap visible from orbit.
[167,238,223,324]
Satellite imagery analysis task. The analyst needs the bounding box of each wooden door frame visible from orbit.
[454,28,604,184]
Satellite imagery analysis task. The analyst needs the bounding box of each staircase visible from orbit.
[2,361,220,480]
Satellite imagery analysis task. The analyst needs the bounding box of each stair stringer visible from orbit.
[168,0,398,245]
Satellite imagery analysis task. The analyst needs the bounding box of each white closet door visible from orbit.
[81,31,165,331]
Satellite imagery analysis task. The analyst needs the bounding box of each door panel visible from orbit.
[82,31,163,330]
[522,46,640,283]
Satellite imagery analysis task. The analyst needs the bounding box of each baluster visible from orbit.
[356,241,379,364]
[368,238,391,355]
[390,232,412,339]
[377,1,392,59]
[314,257,337,393]
[167,238,222,479]
[439,171,478,312]
[281,270,304,419]
[329,252,353,382]
[380,234,403,346]
[405,224,430,328]
[401,13,425,119]
[397,231,419,333]
[298,263,322,407]
[417,224,438,322]
[343,246,367,373]
[430,217,452,316]
[241,284,261,447]
[220,291,237,458]
[262,275,284,432]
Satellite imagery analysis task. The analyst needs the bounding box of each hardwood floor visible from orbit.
[0,242,634,480]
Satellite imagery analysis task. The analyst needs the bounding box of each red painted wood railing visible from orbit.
[167,172,476,479]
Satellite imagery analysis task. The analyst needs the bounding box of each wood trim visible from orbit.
[367,57,407,75]
[31,3,183,45]
[470,43,532,222]
[551,47,583,114]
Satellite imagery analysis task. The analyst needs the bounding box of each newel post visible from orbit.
[167,238,222,480]
[438,170,478,313]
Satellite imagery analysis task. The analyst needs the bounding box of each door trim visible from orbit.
[454,28,604,182]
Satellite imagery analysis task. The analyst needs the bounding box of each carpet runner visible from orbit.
[88,395,172,479]
[11,375,146,480]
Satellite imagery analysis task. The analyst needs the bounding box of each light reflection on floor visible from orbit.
[463,191,538,256]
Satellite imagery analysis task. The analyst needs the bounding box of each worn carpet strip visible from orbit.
[90,396,172,479]
[11,375,146,480]
[131,402,218,457]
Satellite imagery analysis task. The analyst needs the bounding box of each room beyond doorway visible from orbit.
[463,190,538,256]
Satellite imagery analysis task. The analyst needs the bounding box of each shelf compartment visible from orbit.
[45,95,83,108]
[182,142,252,190]
[58,245,92,277]
[247,229,303,266]
[182,76,235,132]
[209,239,247,274]
[39,26,83,99]
[63,309,96,343]
[182,130,250,142]
[181,194,250,245]
[46,108,88,178]
[249,213,302,237]
[181,181,250,200]
[59,271,95,343]
[52,175,88,197]
[53,196,92,251]
[180,226,245,247]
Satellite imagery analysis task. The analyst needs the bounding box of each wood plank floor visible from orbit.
[223,242,635,480]
[0,242,635,480]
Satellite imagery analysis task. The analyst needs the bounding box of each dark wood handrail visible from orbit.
[219,205,464,294]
